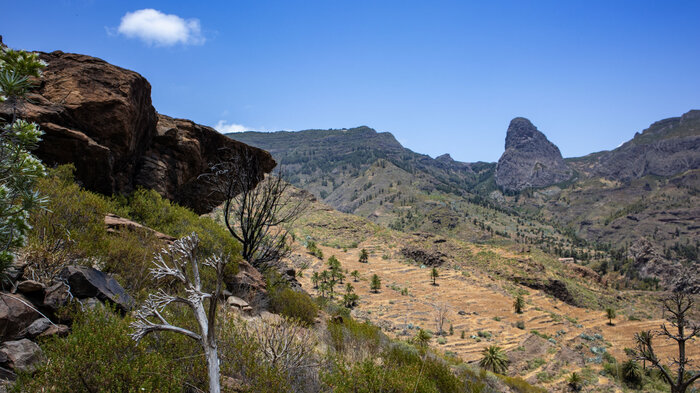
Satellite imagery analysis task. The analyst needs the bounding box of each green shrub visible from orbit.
[12,307,185,392]
[269,286,318,326]
[116,187,239,257]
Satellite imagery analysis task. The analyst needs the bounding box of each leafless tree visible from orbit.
[239,314,317,373]
[633,292,699,393]
[131,233,231,393]
[433,302,449,336]
[202,149,307,272]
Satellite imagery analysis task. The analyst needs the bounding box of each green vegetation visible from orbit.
[359,248,369,263]
[514,295,525,314]
[12,307,185,392]
[269,284,318,326]
[478,345,509,374]
[370,273,381,293]
[430,266,439,285]
[605,307,616,325]
[0,48,47,276]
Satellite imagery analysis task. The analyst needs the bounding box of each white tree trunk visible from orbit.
[205,344,220,393]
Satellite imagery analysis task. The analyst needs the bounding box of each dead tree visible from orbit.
[633,292,699,393]
[131,233,230,393]
[433,302,449,336]
[202,149,307,272]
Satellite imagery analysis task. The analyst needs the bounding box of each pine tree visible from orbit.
[430,267,439,285]
[370,274,381,293]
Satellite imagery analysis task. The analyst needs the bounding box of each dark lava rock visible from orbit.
[495,117,572,191]
[59,266,134,312]
[400,246,446,266]
[630,238,699,294]
[514,277,578,306]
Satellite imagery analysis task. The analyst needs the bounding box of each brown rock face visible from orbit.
[0,50,275,213]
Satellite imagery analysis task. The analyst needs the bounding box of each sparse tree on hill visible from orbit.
[479,345,509,374]
[131,233,231,393]
[632,292,700,393]
[370,274,381,293]
[430,267,439,285]
[350,270,360,282]
[0,48,47,276]
[311,271,320,289]
[606,307,616,326]
[514,295,524,314]
[359,248,369,263]
[202,150,307,272]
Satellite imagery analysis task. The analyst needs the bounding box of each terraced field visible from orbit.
[290,239,698,390]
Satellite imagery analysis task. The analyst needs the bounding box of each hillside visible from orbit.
[229,112,700,280]
[271,193,700,392]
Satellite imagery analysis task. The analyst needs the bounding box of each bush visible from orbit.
[269,286,318,326]
[116,187,239,257]
[12,307,185,392]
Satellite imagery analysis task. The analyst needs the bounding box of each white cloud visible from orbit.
[117,9,205,46]
[214,120,254,133]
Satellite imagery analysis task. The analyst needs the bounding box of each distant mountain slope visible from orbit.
[228,111,699,268]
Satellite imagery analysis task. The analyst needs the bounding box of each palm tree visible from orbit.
[311,271,320,289]
[359,248,369,263]
[351,270,360,282]
[514,295,524,314]
[370,274,381,293]
[606,307,616,326]
[415,329,432,347]
[621,360,642,387]
[567,372,583,392]
[430,267,439,285]
[479,345,509,374]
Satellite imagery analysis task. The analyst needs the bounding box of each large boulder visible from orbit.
[59,266,134,312]
[0,293,41,341]
[0,339,43,373]
[0,50,275,214]
[495,117,572,191]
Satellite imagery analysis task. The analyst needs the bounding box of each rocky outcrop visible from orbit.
[577,110,700,182]
[495,118,572,191]
[0,50,275,214]
[400,246,446,266]
[630,238,699,294]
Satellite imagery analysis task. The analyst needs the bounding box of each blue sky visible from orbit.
[2,1,699,162]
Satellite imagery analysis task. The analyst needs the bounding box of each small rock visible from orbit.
[20,318,52,338]
[458,310,467,316]
[37,324,69,339]
[15,280,46,295]
[0,339,43,373]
